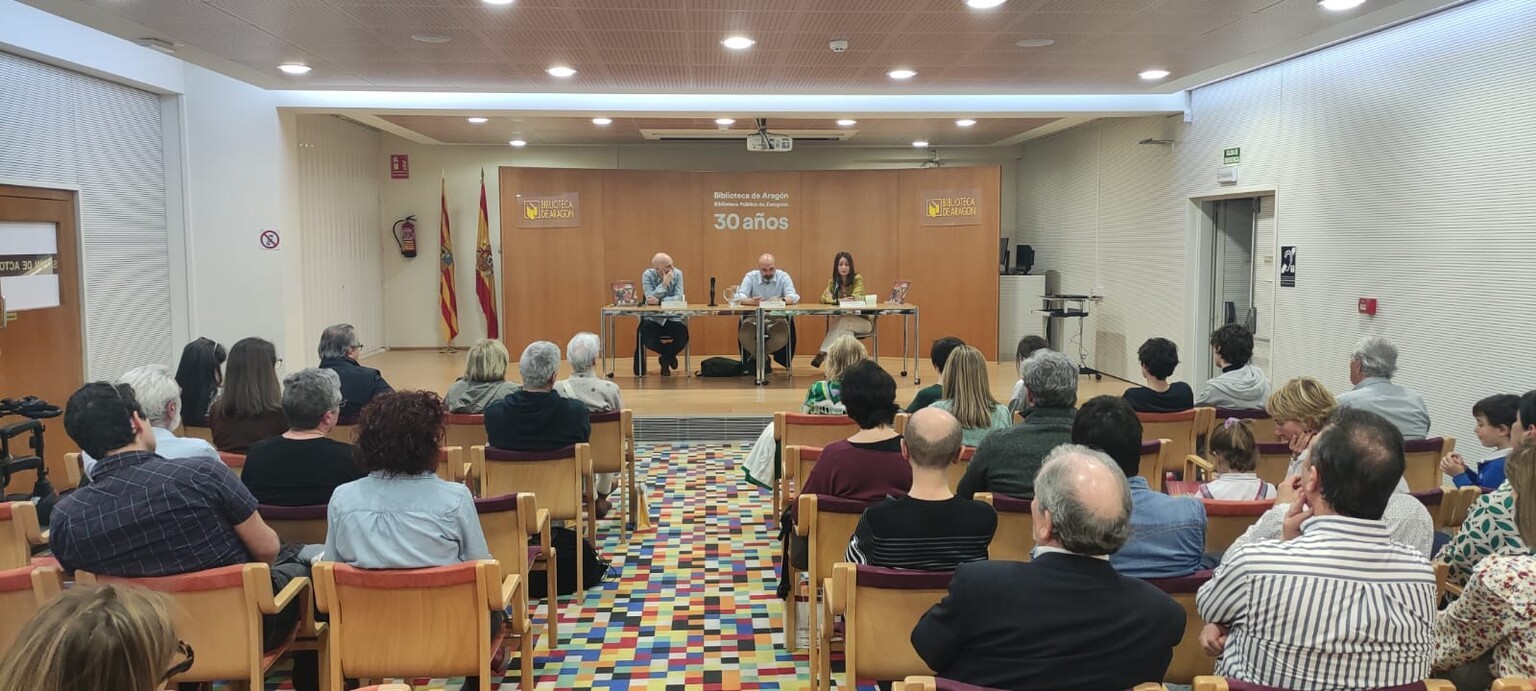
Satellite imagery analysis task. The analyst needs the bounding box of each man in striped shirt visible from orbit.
[846,407,996,570]
[1197,408,1436,691]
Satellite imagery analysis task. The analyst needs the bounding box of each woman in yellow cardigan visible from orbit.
[812,251,874,368]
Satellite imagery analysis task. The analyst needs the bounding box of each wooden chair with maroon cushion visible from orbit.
[325,424,358,444]
[1492,679,1536,691]
[1412,488,1446,524]
[1201,499,1274,555]
[437,445,463,483]
[823,564,954,691]
[774,412,861,518]
[314,560,531,691]
[589,409,640,538]
[0,501,48,570]
[946,446,976,493]
[790,494,871,659]
[258,504,329,545]
[1192,677,1454,691]
[896,678,1167,691]
[1144,569,1216,684]
[0,563,64,653]
[1138,408,1213,475]
[1209,408,1280,444]
[784,445,822,517]
[1253,442,1294,486]
[1401,437,1456,491]
[444,414,489,464]
[1139,439,1173,490]
[182,425,216,445]
[471,443,593,592]
[973,492,1033,562]
[475,492,560,649]
[1440,486,1482,535]
[64,451,83,488]
[77,563,323,691]
[218,451,247,478]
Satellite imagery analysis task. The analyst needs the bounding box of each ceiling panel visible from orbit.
[378,115,1060,146]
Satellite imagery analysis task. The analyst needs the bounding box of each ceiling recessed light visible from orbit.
[1015,38,1055,48]
[482,0,514,5]
[966,0,1006,7]
[278,63,311,75]
[836,119,857,126]
[546,66,577,78]
[955,119,977,127]
[592,117,612,126]
[888,69,917,80]
[912,140,929,148]
[721,36,756,50]
[466,117,488,124]
[1318,0,1366,9]
[1139,69,1171,80]
[411,33,452,43]
[508,139,527,147]
[715,118,736,126]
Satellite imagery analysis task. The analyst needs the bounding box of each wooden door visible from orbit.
[0,185,84,492]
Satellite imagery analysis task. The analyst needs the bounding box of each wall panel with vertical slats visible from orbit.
[297,115,384,360]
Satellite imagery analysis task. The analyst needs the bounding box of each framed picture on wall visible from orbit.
[889,280,912,304]
[610,281,638,306]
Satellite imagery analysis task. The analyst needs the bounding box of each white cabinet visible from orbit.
[998,275,1047,359]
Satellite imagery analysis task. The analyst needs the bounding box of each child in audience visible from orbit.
[1440,394,1519,490]
[1200,418,1276,500]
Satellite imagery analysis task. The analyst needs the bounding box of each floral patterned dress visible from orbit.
[1437,483,1527,588]
[1435,554,1536,678]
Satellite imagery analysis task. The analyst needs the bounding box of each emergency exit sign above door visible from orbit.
[1223,148,1241,165]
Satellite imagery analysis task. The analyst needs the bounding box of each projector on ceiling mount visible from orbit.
[746,133,793,152]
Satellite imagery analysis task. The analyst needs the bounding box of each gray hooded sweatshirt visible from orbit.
[1195,364,1271,410]
[445,378,522,414]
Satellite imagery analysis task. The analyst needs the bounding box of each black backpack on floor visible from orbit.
[698,356,749,377]
[528,527,609,596]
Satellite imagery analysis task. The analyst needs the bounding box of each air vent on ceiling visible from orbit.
[641,128,855,142]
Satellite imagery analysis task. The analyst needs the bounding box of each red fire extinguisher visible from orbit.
[392,216,418,258]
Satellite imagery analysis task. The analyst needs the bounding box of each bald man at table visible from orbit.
[639,252,688,376]
[734,253,800,373]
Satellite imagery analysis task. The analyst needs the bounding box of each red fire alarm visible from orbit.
[1358,297,1378,315]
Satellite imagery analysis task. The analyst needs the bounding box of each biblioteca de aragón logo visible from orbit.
[926,194,977,218]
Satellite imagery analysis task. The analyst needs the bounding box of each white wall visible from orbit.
[1018,0,1536,462]
[297,115,384,362]
[378,137,1023,348]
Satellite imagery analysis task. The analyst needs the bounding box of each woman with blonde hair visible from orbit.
[446,338,521,413]
[802,334,867,415]
[1265,376,1337,477]
[932,345,1011,446]
[0,584,188,691]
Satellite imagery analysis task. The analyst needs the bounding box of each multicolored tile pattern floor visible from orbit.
[269,442,820,690]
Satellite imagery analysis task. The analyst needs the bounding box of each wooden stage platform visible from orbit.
[366,349,1133,417]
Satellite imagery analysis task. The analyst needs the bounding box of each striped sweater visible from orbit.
[845,496,997,571]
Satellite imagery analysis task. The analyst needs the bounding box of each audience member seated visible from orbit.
[957,349,1077,500]
[555,331,623,514]
[485,340,591,452]
[0,584,187,691]
[801,334,867,415]
[80,364,219,479]
[1195,324,1271,410]
[1433,439,1536,689]
[906,336,965,413]
[208,336,289,453]
[846,407,996,570]
[445,338,521,414]
[1266,376,1338,478]
[322,390,490,569]
[1201,418,1276,500]
[1007,334,1049,416]
[638,252,688,376]
[1518,391,1536,444]
[1441,393,1519,490]
[1198,409,1436,691]
[931,345,1012,447]
[1227,410,1434,557]
[318,323,393,424]
[1123,337,1195,413]
[174,335,225,428]
[1436,441,1528,590]
[50,381,315,690]
[241,368,364,507]
[785,360,912,571]
[1076,396,1207,578]
[912,444,1185,691]
[1336,336,1431,440]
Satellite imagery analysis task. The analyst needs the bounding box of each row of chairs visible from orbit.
[894,678,1477,690]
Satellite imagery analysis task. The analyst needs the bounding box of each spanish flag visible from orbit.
[474,169,499,338]
[438,176,460,344]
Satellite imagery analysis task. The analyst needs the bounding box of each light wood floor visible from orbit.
[366,349,1135,416]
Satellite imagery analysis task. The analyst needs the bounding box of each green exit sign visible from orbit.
[1223,147,1241,165]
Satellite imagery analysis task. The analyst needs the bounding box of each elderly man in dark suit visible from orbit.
[911,443,1186,691]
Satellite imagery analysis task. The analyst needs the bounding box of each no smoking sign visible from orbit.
[259,229,281,251]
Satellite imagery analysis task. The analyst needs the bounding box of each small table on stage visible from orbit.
[598,302,922,386]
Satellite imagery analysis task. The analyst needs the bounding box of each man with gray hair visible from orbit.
[1336,335,1431,440]
[846,407,996,570]
[913,444,1186,690]
[956,349,1078,499]
[317,323,392,424]
[638,252,688,376]
[80,363,219,478]
[241,368,364,506]
[485,340,591,454]
[556,332,623,510]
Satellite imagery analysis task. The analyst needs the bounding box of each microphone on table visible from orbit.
[709,276,717,306]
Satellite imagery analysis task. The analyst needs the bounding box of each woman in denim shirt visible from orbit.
[322,390,490,569]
